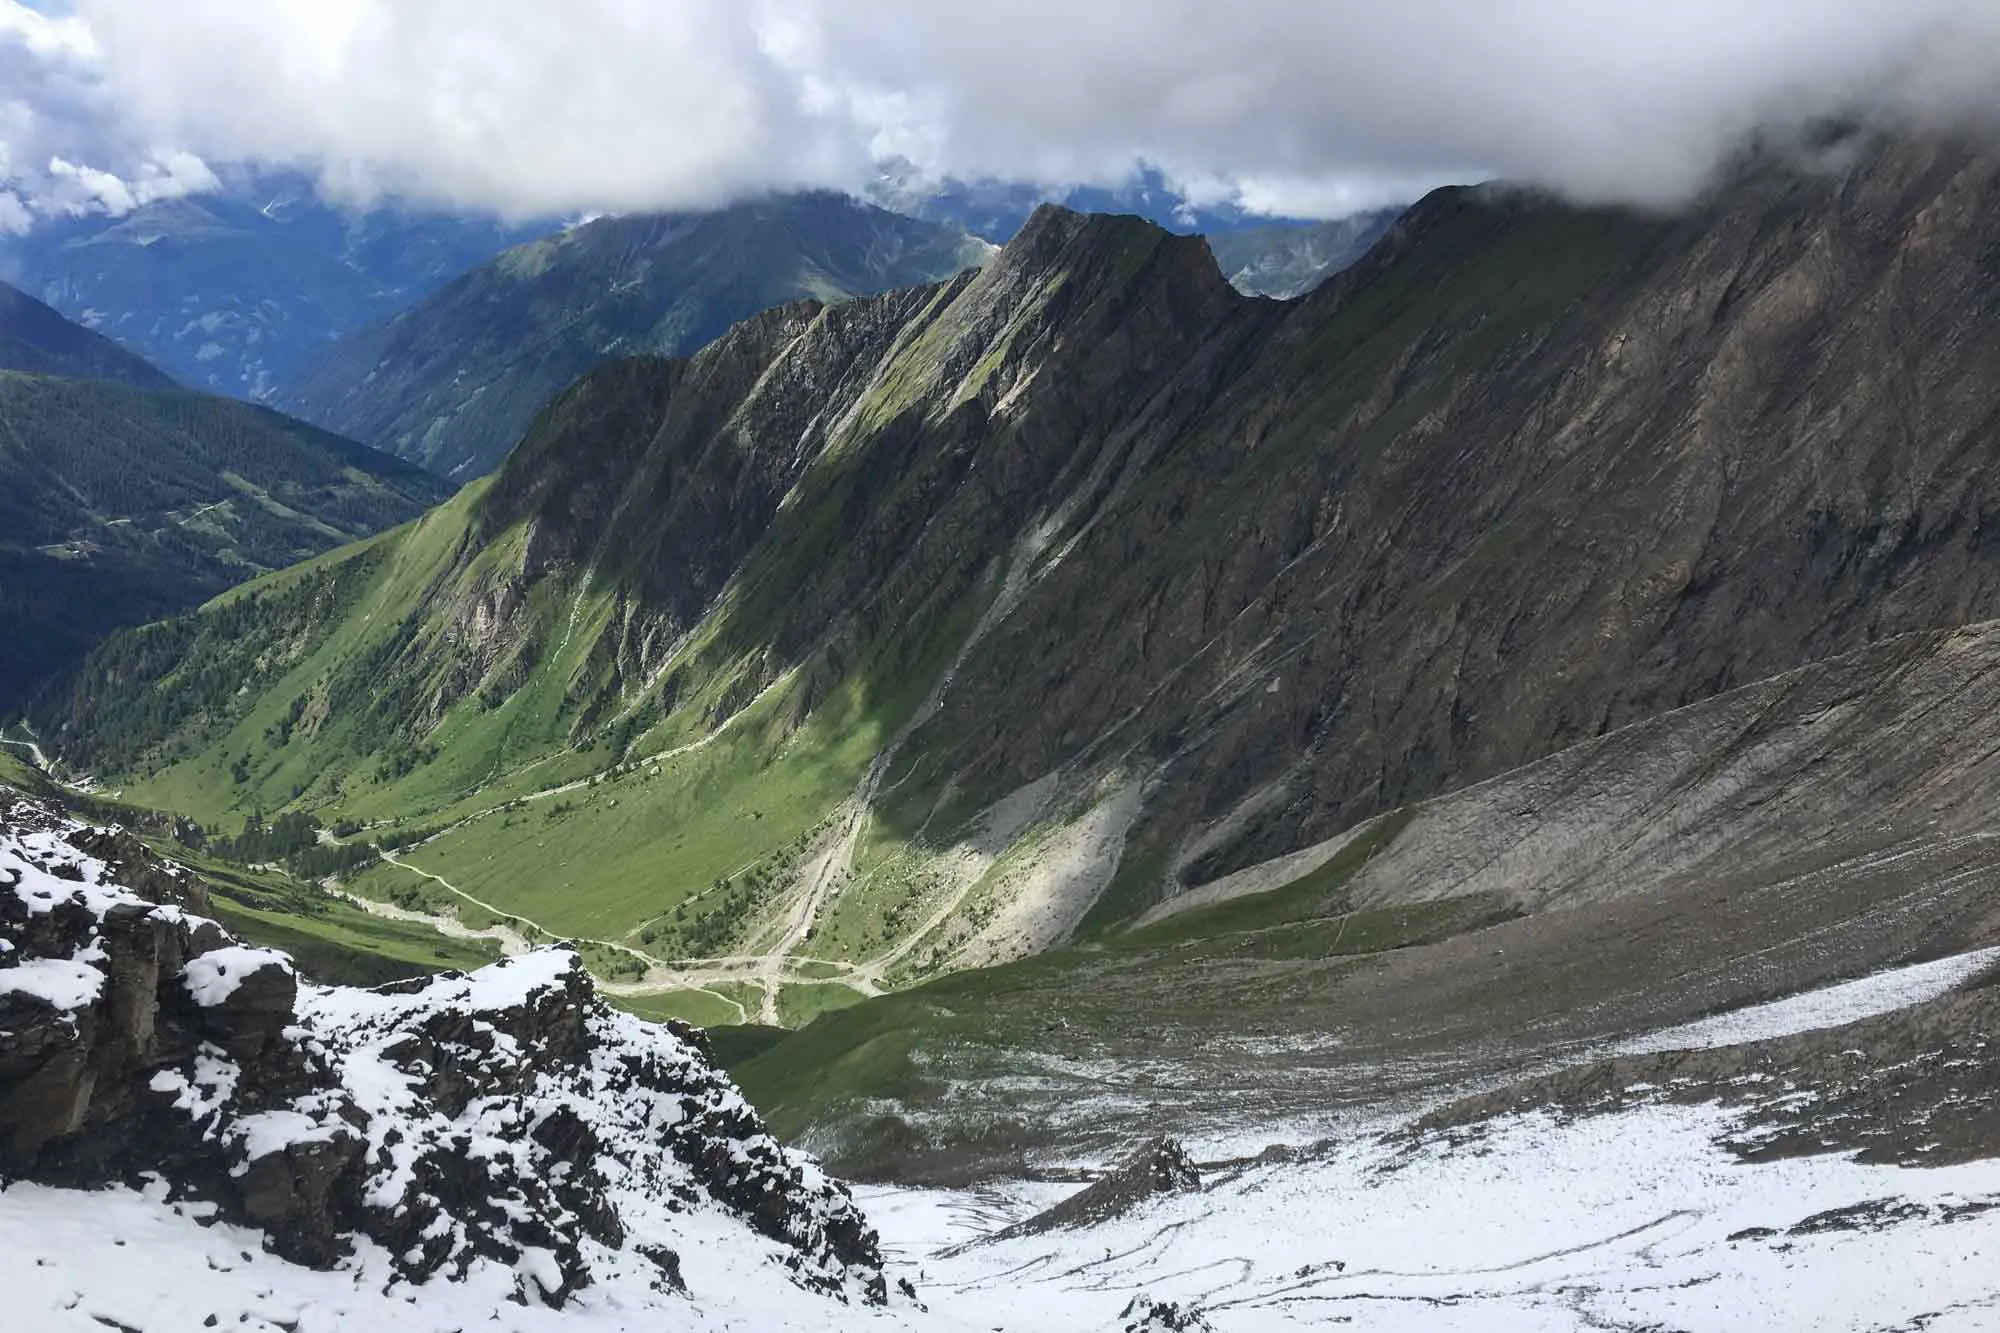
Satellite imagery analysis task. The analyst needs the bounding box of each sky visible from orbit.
[2,0,1999,232]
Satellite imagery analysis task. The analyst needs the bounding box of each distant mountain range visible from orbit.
[4,172,1397,495]
[0,281,449,712]
[0,176,546,400]
[1207,208,1405,298]
[868,158,1322,240]
[270,192,995,479]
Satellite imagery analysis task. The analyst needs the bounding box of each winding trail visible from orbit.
[325,885,534,957]
[0,736,52,772]
[349,839,870,1022]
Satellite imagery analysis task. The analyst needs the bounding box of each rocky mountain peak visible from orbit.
[988,202,1235,309]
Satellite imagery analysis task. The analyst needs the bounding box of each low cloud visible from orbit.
[0,0,219,227]
[4,1,1999,226]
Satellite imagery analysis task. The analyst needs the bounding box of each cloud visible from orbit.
[44,148,216,215]
[72,0,866,218]
[5,0,2000,226]
[0,0,218,226]
[0,190,30,236]
[792,0,2000,210]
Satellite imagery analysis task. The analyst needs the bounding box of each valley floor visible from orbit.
[8,950,1997,1331]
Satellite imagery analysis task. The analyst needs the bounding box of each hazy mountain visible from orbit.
[1205,207,1404,297]
[0,278,177,389]
[0,178,547,400]
[866,157,1308,240]
[270,192,995,480]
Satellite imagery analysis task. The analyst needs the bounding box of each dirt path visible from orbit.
[325,884,534,957]
[0,736,51,772]
[3,726,56,776]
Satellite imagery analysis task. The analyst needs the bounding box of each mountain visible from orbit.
[36,134,2000,1040]
[0,278,177,388]
[1204,207,1404,297]
[21,135,2000,1333]
[0,178,546,399]
[0,370,449,712]
[270,192,995,480]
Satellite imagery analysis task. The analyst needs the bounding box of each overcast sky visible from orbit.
[3,0,1999,231]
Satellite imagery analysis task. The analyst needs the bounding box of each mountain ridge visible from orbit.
[273,192,996,479]
[39,135,2000,1025]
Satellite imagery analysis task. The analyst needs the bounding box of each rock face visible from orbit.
[0,790,885,1308]
[1119,1294,1216,1332]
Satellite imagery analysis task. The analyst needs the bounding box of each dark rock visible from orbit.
[1119,1293,1216,1331]
[1004,1137,1202,1238]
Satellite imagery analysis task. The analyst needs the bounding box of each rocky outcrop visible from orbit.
[1119,1294,1216,1331]
[0,790,886,1308]
[1006,1137,1202,1237]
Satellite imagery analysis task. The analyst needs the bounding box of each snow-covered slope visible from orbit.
[10,1000,1998,1331]
[862,1096,2000,1332]
[6,784,1998,1330]
[0,790,894,1323]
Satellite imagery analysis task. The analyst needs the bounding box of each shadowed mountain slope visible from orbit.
[0,372,449,712]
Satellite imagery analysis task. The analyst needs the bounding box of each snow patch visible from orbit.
[1617,947,2000,1055]
[182,946,294,1006]
[0,957,103,1010]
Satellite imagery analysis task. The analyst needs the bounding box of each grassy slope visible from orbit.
[0,764,497,986]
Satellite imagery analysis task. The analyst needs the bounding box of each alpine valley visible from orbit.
[0,280,450,713]
[9,133,2000,1333]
